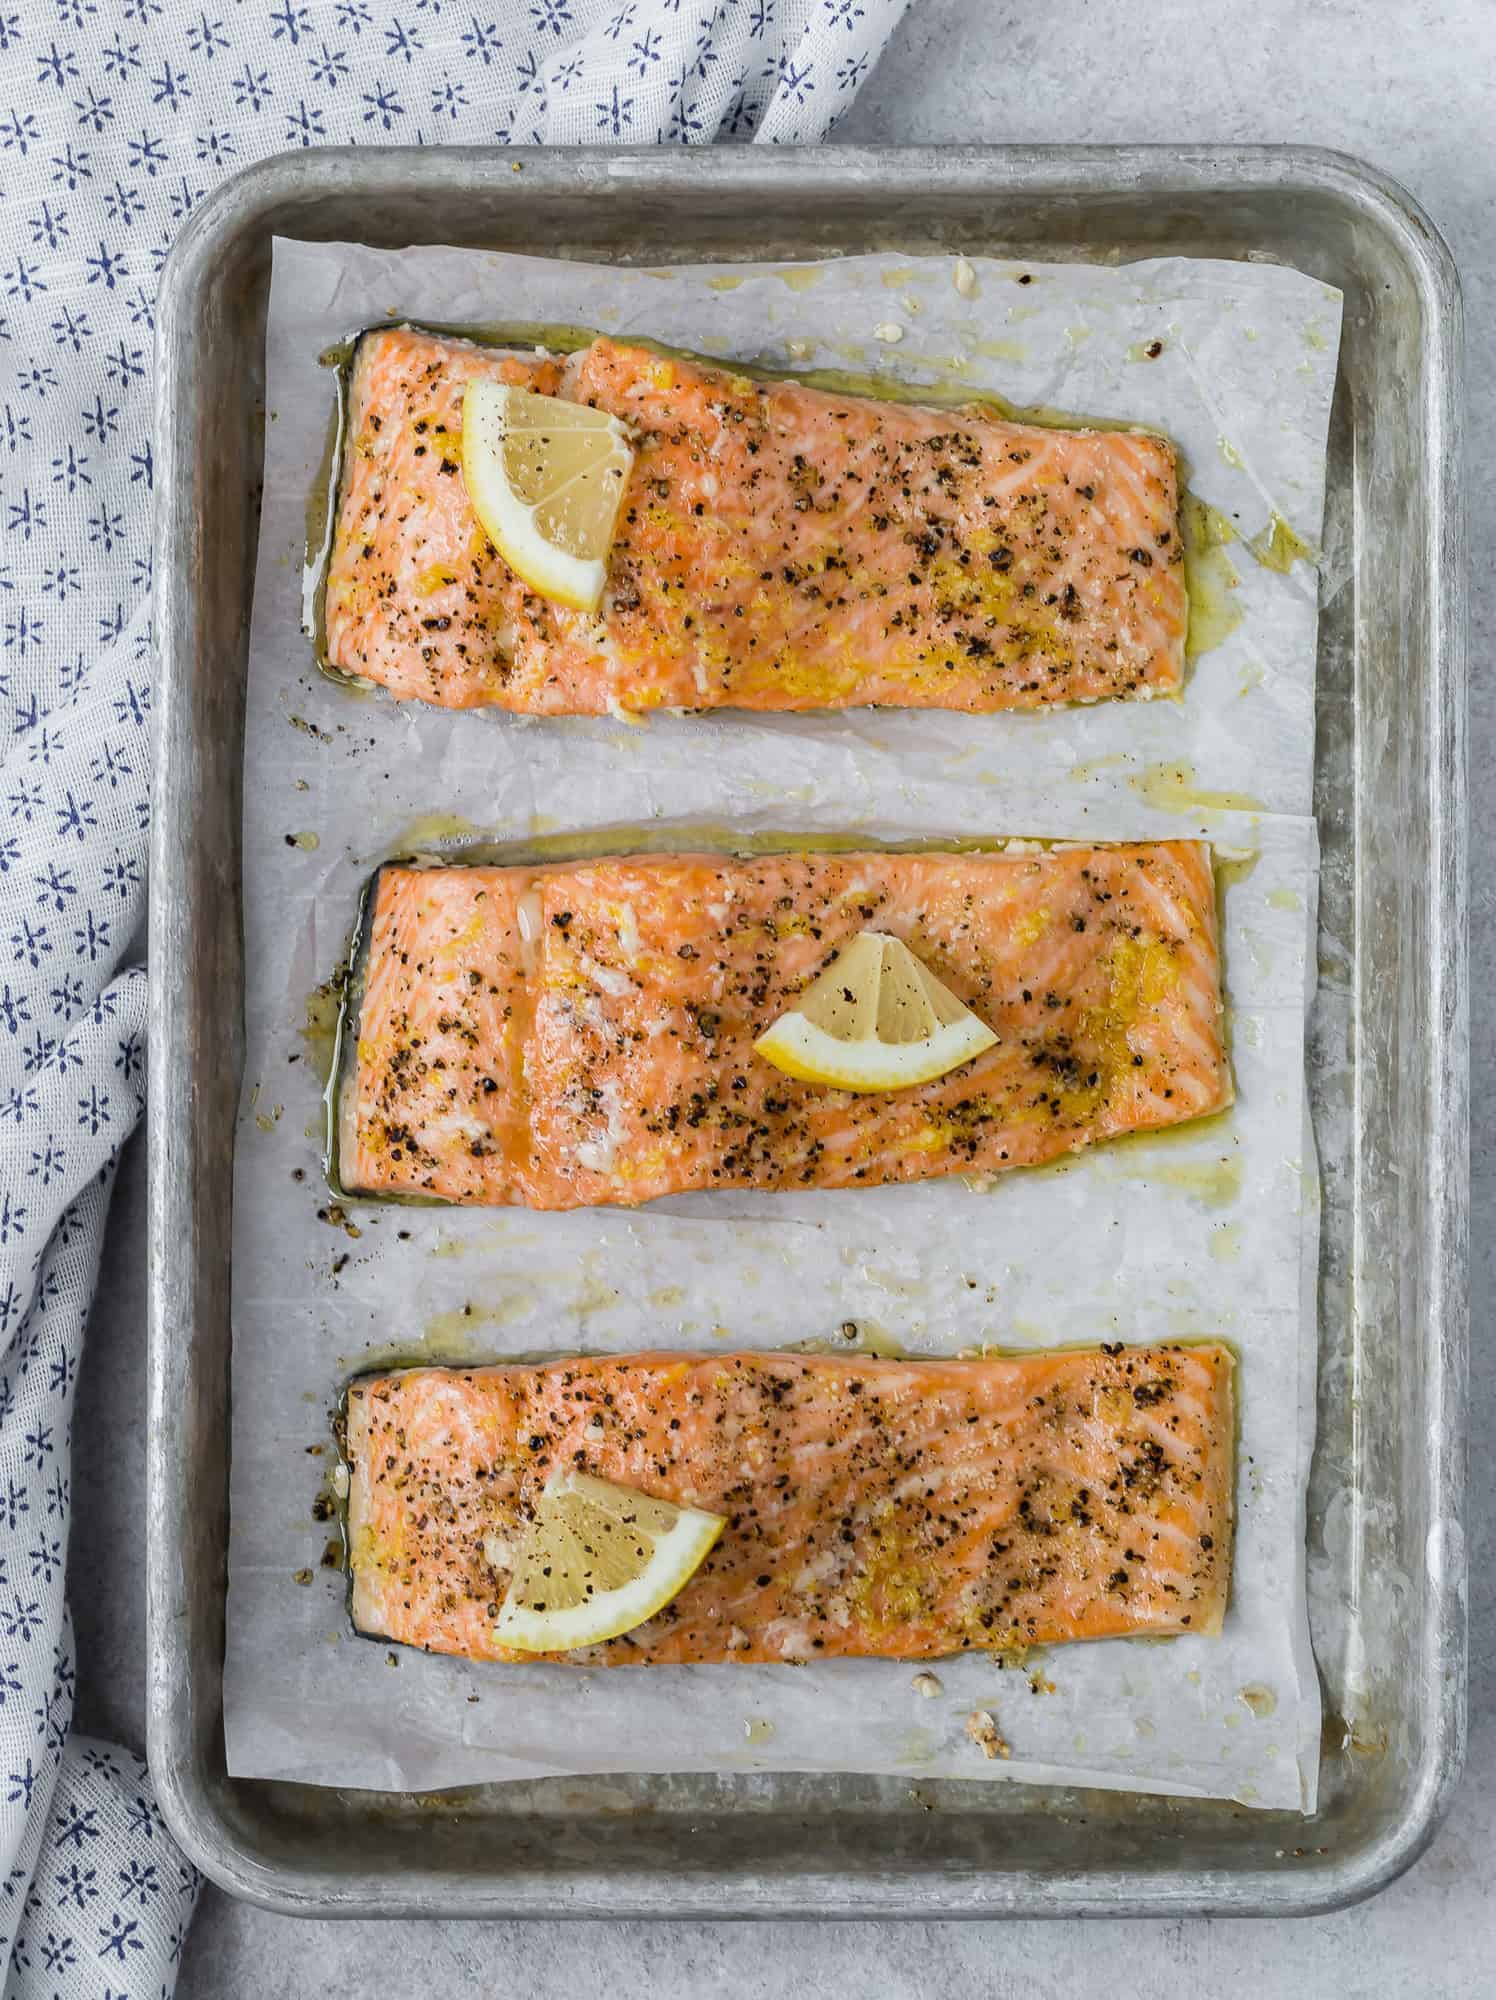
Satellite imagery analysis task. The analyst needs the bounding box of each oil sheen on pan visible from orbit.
[334,843,1231,1212]
[322,328,1187,715]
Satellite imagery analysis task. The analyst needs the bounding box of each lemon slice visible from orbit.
[460,381,633,614]
[754,931,997,1093]
[493,1469,724,1653]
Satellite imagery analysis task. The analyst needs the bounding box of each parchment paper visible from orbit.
[225,238,1340,1811]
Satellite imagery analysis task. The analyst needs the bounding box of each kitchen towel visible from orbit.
[0,1,908,1988]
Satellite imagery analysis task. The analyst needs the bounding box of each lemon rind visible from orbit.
[493,1482,725,1654]
[460,380,630,615]
[753,1011,997,1093]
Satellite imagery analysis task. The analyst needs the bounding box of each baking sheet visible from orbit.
[224,238,1338,1811]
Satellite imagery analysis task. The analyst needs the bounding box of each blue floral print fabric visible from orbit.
[0,0,908,1988]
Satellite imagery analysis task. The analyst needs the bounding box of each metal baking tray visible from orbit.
[148,144,1467,1917]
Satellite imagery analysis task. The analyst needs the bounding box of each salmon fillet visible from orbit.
[345,1345,1234,1666]
[323,327,1187,714]
[336,843,1230,1211]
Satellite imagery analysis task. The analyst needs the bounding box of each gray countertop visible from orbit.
[86,1,1491,1990]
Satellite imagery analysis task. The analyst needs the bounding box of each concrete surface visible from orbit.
[77,1,1492,1991]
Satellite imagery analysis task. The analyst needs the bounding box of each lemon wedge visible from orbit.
[754,931,997,1093]
[493,1469,724,1654]
[460,381,633,614]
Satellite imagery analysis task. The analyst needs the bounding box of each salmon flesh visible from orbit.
[323,328,1187,714]
[336,843,1230,1212]
[345,1345,1234,1665]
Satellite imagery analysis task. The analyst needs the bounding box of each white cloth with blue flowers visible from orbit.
[0,0,907,1988]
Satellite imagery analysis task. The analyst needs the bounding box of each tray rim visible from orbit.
[147,140,1468,1920]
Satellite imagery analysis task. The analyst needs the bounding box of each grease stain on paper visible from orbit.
[1182,494,1244,660]
[1131,762,1264,816]
[1248,513,1316,573]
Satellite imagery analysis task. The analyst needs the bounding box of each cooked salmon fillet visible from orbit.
[336,843,1229,1211]
[323,327,1187,714]
[345,1345,1234,1665]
